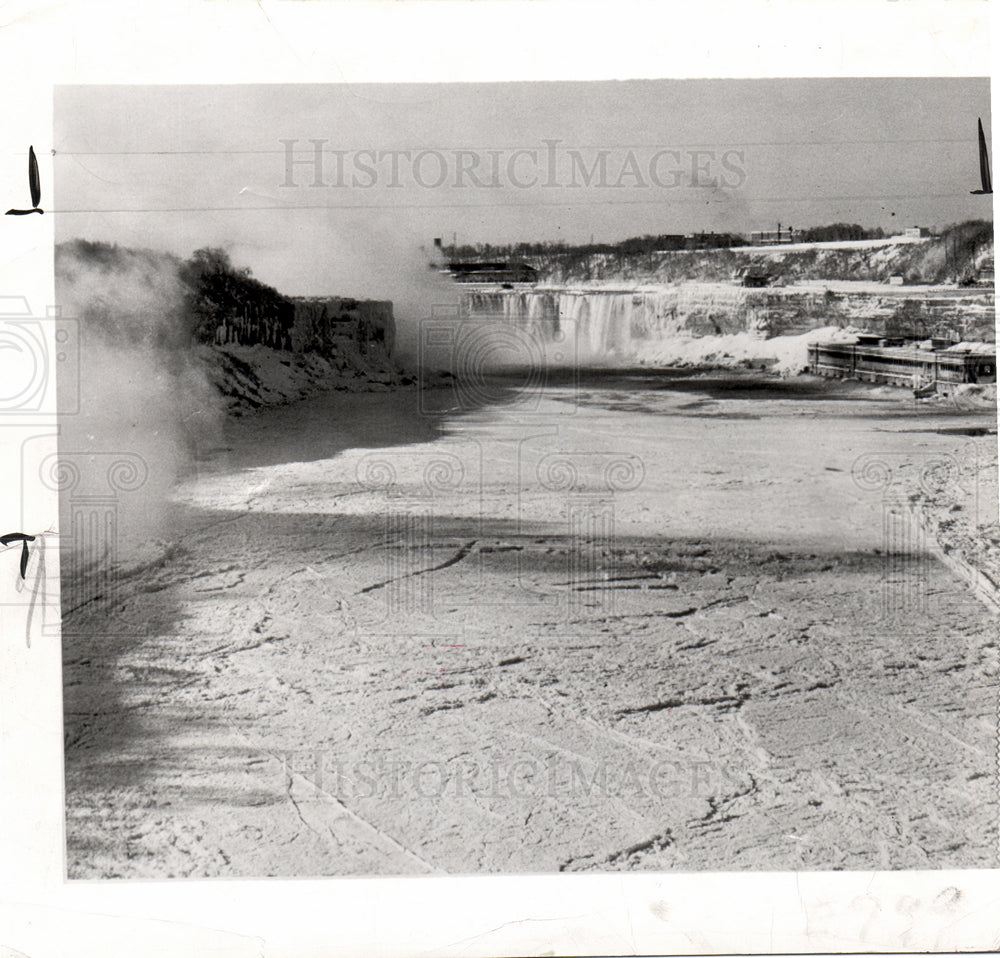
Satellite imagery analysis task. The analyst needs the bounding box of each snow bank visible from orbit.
[637,325,863,374]
[544,232,993,287]
[737,235,931,254]
[943,341,996,354]
[202,341,415,413]
[942,383,997,410]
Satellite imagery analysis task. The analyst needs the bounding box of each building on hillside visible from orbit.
[443,262,538,284]
[685,232,743,250]
[904,226,931,239]
[749,228,805,246]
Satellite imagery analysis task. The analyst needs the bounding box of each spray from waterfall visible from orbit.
[55,241,224,581]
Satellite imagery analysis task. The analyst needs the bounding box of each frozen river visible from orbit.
[63,369,998,877]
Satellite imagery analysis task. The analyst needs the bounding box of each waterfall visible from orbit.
[459,284,766,365]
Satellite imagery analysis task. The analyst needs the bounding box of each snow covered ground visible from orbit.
[731,235,933,254]
[200,341,416,413]
[637,325,864,374]
[62,368,998,878]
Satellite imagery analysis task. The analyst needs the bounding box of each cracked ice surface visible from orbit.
[63,372,998,877]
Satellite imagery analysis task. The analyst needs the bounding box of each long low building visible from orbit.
[808,338,996,391]
[443,262,539,284]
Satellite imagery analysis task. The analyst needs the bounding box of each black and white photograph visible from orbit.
[0,3,998,954]
[51,77,997,880]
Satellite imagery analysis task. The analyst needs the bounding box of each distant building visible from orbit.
[444,262,538,284]
[685,232,743,250]
[749,228,804,246]
[904,226,931,239]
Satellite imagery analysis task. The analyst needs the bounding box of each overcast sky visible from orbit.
[55,79,992,300]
